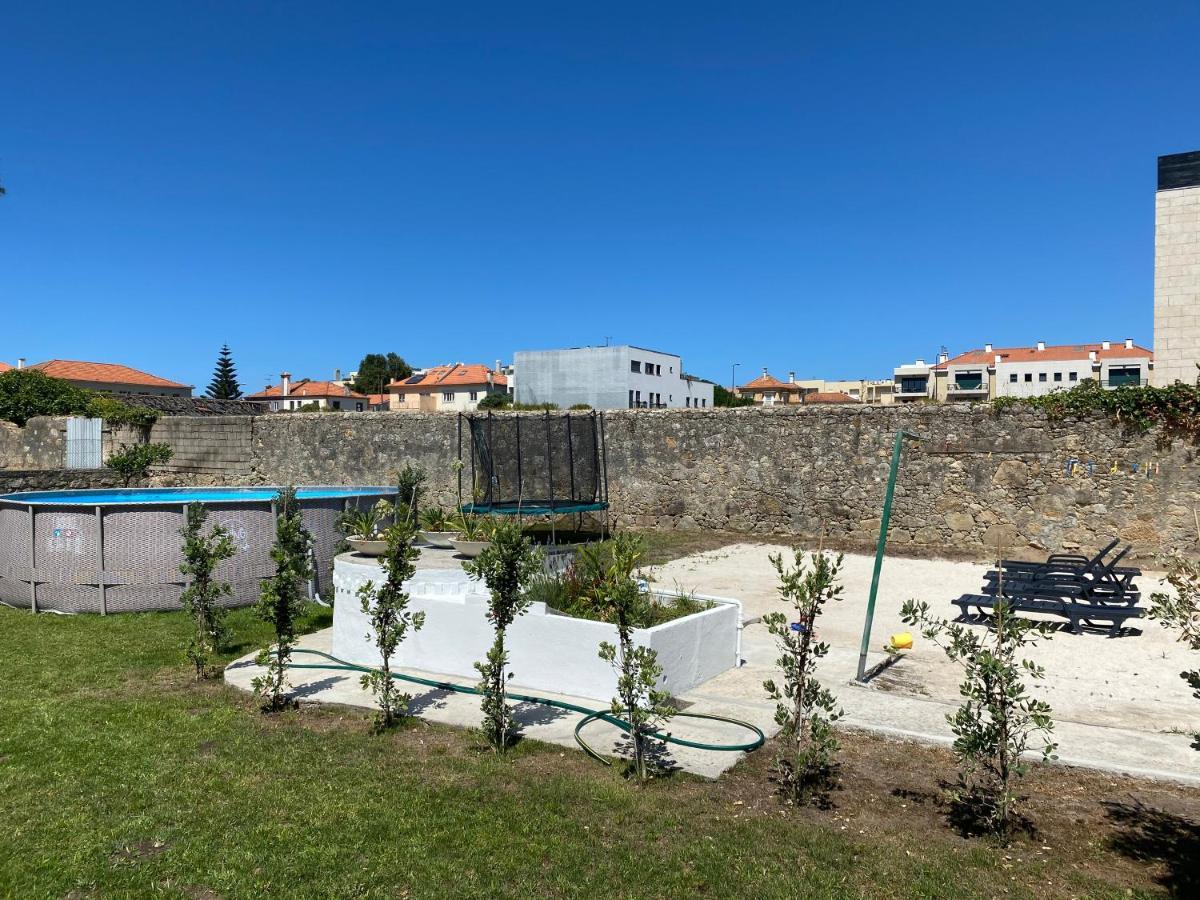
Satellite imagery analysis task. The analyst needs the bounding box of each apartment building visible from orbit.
[1154,150,1200,385]
[893,341,1153,401]
[512,346,713,409]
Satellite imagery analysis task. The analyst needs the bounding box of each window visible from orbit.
[1038,373,1047,382]
[1009,373,1018,383]
[899,376,927,394]
[686,397,691,407]
[355,403,363,412]
[442,391,455,402]
[469,391,478,401]
[656,364,662,376]
[1053,372,1062,382]
[1024,374,1032,383]
[332,400,341,410]
[953,371,983,390]
[645,361,654,374]
[701,398,706,407]
[1108,366,1141,387]
[635,390,641,405]
[631,361,641,373]
[629,389,634,408]
[1069,372,1078,382]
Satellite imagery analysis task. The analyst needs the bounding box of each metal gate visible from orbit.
[65,417,103,469]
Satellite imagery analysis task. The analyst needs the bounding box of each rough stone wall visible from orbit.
[0,468,126,493]
[4,407,1200,560]
[0,419,66,469]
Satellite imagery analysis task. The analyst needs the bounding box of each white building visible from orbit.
[513,345,714,410]
[246,373,369,411]
[892,358,935,403]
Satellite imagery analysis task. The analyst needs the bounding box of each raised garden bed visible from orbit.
[331,555,741,701]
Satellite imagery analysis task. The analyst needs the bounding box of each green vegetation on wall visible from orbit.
[0,369,158,427]
[992,378,1200,441]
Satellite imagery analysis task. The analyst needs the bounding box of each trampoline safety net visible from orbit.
[459,412,609,516]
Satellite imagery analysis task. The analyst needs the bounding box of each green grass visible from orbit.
[0,605,1167,899]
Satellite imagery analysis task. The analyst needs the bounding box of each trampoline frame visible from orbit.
[457,411,610,541]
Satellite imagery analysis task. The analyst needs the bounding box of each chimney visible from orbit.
[937,352,948,364]
[281,372,291,397]
[1036,341,1045,352]
[495,359,501,373]
[1101,340,1111,350]
[984,343,992,353]
[334,367,341,382]
[788,371,795,383]
[762,366,768,375]
[994,354,1002,367]
[1088,350,1097,363]
[16,357,25,369]
[1124,338,1134,349]
[915,358,926,366]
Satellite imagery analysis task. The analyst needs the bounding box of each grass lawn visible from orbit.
[1,604,1198,898]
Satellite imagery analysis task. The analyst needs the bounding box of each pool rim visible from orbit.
[0,485,399,507]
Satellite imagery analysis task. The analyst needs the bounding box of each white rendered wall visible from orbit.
[331,555,740,701]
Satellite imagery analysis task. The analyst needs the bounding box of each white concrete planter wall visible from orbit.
[331,553,740,702]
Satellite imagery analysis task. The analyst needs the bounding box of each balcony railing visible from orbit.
[948,381,987,393]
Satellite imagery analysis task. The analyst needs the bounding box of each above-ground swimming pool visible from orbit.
[0,486,395,614]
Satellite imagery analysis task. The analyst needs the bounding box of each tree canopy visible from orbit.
[352,353,413,395]
[206,345,242,399]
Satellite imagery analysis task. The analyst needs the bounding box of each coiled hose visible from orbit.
[286,647,765,764]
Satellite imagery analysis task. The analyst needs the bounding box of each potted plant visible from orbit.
[418,507,458,549]
[339,499,394,556]
[449,513,496,558]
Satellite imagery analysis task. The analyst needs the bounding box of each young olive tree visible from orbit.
[1149,553,1200,750]
[357,520,425,731]
[901,596,1057,838]
[252,487,314,711]
[178,503,236,679]
[395,464,426,528]
[464,520,543,751]
[761,549,845,803]
[585,534,675,780]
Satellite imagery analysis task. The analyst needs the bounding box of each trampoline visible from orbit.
[457,412,609,532]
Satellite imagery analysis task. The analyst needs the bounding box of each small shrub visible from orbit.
[464,520,543,751]
[356,521,424,730]
[586,533,675,779]
[901,595,1057,838]
[1149,553,1200,751]
[106,442,173,485]
[252,487,314,711]
[762,549,845,804]
[338,499,394,540]
[178,504,236,679]
[395,464,426,528]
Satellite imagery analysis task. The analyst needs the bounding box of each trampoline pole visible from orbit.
[516,412,523,526]
[599,411,609,538]
[457,415,463,513]
[546,410,555,546]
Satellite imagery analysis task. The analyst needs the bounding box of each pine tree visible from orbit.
[206,345,242,399]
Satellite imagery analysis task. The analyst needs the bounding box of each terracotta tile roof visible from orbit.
[246,379,368,400]
[30,359,190,388]
[738,371,802,392]
[388,363,507,391]
[804,391,858,404]
[0,362,11,373]
[367,393,389,406]
[934,342,1153,369]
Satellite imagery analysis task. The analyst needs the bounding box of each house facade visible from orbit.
[512,346,713,409]
[387,363,508,413]
[246,373,369,411]
[27,359,193,397]
[893,341,1153,401]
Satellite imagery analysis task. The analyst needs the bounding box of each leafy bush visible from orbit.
[252,487,315,711]
[713,384,754,407]
[106,442,173,485]
[357,521,424,730]
[464,520,543,751]
[585,533,675,779]
[992,379,1200,442]
[178,504,236,678]
[762,549,845,804]
[901,596,1057,838]
[0,369,157,427]
[476,392,560,411]
[338,499,394,540]
[418,507,452,532]
[395,464,426,528]
[1149,553,1200,751]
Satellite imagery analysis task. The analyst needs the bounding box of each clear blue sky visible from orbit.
[2,1,1197,391]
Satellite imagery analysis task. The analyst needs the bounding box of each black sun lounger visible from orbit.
[983,545,1141,606]
[951,593,1143,638]
[987,538,1139,581]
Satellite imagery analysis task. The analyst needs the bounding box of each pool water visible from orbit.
[0,486,396,506]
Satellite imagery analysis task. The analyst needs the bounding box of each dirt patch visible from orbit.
[110,839,169,867]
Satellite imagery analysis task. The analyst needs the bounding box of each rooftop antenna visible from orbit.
[604,336,611,346]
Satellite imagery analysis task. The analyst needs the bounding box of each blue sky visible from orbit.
[2,1,1197,391]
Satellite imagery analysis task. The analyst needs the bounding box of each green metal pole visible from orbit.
[856,430,921,682]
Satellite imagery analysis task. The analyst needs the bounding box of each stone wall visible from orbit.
[4,406,1200,560]
[0,419,67,470]
[0,468,126,493]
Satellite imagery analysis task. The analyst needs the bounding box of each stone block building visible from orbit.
[1154,150,1200,385]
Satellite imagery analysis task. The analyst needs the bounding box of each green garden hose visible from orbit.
[285,648,765,763]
